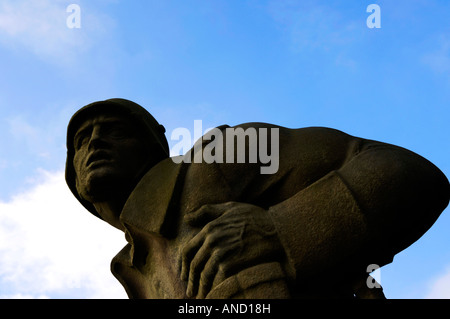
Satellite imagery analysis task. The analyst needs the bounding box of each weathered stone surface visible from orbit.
[65,98,450,299]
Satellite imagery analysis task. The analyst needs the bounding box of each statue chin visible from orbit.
[77,173,132,204]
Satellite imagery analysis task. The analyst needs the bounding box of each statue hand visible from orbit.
[180,201,284,298]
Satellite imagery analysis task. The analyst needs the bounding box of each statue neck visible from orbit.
[93,198,127,231]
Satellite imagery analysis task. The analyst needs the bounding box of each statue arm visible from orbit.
[180,130,449,298]
[268,139,450,285]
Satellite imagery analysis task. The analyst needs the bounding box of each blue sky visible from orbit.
[0,0,449,299]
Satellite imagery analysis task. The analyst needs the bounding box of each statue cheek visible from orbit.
[73,150,87,177]
[72,155,81,175]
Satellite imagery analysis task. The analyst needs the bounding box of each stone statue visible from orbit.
[65,98,450,299]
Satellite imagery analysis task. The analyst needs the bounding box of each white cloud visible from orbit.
[0,169,127,299]
[424,266,450,299]
[0,0,114,65]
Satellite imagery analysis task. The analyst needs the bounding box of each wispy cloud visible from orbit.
[0,0,114,66]
[1,107,68,177]
[7,116,42,157]
[264,0,360,70]
[424,265,450,298]
[422,34,450,76]
[0,169,126,298]
[266,0,359,53]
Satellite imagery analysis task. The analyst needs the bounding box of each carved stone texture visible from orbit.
[65,98,450,299]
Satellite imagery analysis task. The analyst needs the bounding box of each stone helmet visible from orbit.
[65,98,169,219]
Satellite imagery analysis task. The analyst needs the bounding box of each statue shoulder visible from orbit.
[122,158,186,235]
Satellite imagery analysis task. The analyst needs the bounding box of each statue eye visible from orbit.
[104,124,133,139]
[74,132,89,150]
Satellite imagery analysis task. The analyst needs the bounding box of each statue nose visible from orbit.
[88,126,108,150]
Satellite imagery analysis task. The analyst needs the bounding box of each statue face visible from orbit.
[72,113,150,202]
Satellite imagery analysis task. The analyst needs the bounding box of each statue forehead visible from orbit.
[76,113,132,128]
[72,110,135,134]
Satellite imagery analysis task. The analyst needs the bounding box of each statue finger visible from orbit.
[197,245,234,299]
[180,228,206,282]
[186,235,216,298]
[185,203,225,226]
[181,218,226,282]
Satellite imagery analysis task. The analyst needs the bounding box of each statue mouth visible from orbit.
[86,151,113,168]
